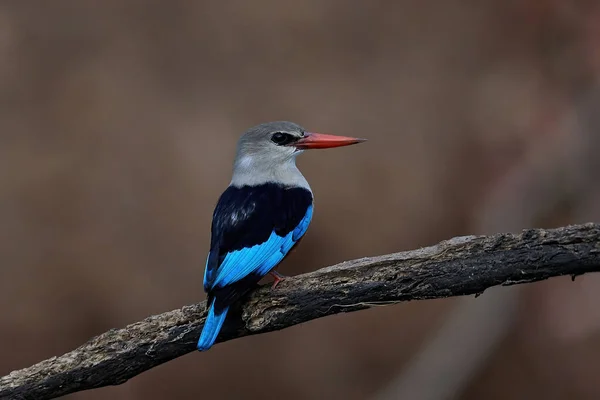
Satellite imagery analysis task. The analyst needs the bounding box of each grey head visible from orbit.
[230,121,311,189]
[229,120,366,190]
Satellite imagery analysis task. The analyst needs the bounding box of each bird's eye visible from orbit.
[271,132,295,146]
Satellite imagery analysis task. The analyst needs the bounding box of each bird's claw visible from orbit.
[269,271,286,289]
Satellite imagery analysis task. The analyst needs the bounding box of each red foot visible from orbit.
[269,271,286,289]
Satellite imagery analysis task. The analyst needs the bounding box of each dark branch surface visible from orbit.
[2,223,600,400]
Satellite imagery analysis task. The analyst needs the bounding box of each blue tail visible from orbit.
[197,299,230,351]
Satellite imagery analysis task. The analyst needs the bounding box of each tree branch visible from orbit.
[2,223,600,400]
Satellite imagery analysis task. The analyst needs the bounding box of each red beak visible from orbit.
[293,132,367,150]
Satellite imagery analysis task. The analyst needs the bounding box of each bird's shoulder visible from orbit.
[213,183,313,230]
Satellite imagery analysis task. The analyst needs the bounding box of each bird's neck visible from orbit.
[230,155,311,191]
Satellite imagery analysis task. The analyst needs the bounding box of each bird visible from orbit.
[197,121,366,351]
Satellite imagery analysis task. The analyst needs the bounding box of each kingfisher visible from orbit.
[197,121,366,351]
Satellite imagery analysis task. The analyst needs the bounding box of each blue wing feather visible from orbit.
[293,204,313,242]
[202,254,212,290]
[214,231,285,286]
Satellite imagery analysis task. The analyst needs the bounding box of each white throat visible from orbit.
[230,154,311,191]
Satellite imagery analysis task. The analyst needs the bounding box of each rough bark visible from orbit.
[1,223,599,400]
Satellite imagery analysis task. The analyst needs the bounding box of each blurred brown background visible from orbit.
[2,1,600,399]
